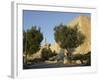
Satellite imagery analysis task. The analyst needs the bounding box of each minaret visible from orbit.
[45,37,47,45]
[44,37,49,49]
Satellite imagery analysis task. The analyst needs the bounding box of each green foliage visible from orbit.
[52,50,57,56]
[84,51,91,65]
[54,24,85,49]
[72,54,83,60]
[54,24,85,63]
[23,30,26,53]
[72,51,91,65]
[23,26,43,55]
[41,48,55,60]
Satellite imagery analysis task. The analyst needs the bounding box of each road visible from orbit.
[23,63,88,69]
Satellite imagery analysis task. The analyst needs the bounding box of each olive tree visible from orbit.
[54,24,85,63]
[23,26,43,64]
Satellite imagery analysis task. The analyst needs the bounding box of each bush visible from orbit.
[72,51,91,64]
[41,48,53,60]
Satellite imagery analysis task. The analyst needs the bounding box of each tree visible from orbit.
[41,48,53,60]
[23,26,43,64]
[54,24,85,63]
[23,30,26,54]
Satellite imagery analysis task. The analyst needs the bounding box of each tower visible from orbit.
[44,37,47,45]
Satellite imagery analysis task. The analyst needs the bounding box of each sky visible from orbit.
[23,10,90,45]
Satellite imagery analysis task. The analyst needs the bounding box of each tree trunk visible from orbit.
[80,59,84,64]
[66,48,75,64]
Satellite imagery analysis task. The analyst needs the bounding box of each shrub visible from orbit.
[41,48,53,60]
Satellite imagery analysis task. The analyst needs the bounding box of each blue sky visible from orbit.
[23,10,90,45]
